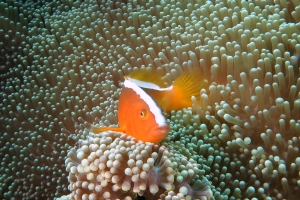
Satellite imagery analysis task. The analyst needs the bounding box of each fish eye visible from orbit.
[140,109,147,119]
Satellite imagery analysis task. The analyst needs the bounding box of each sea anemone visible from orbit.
[66,131,211,200]
[1,0,300,199]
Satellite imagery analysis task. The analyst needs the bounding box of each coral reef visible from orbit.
[0,0,300,199]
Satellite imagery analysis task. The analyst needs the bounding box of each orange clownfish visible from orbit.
[91,78,169,144]
[125,68,209,112]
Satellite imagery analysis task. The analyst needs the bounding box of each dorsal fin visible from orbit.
[125,68,168,89]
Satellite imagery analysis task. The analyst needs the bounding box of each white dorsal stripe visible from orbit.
[126,77,173,91]
[123,79,167,127]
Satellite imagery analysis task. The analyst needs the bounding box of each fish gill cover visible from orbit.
[0,0,300,199]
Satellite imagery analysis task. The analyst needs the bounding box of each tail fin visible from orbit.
[160,69,209,112]
[173,69,209,101]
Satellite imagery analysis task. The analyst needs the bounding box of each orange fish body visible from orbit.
[92,68,207,143]
[126,69,209,112]
[92,79,169,144]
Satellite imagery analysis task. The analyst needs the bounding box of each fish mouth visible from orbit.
[146,124,170,144]
[151,125,170,135]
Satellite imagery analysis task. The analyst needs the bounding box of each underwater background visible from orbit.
[1,0,300,199]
